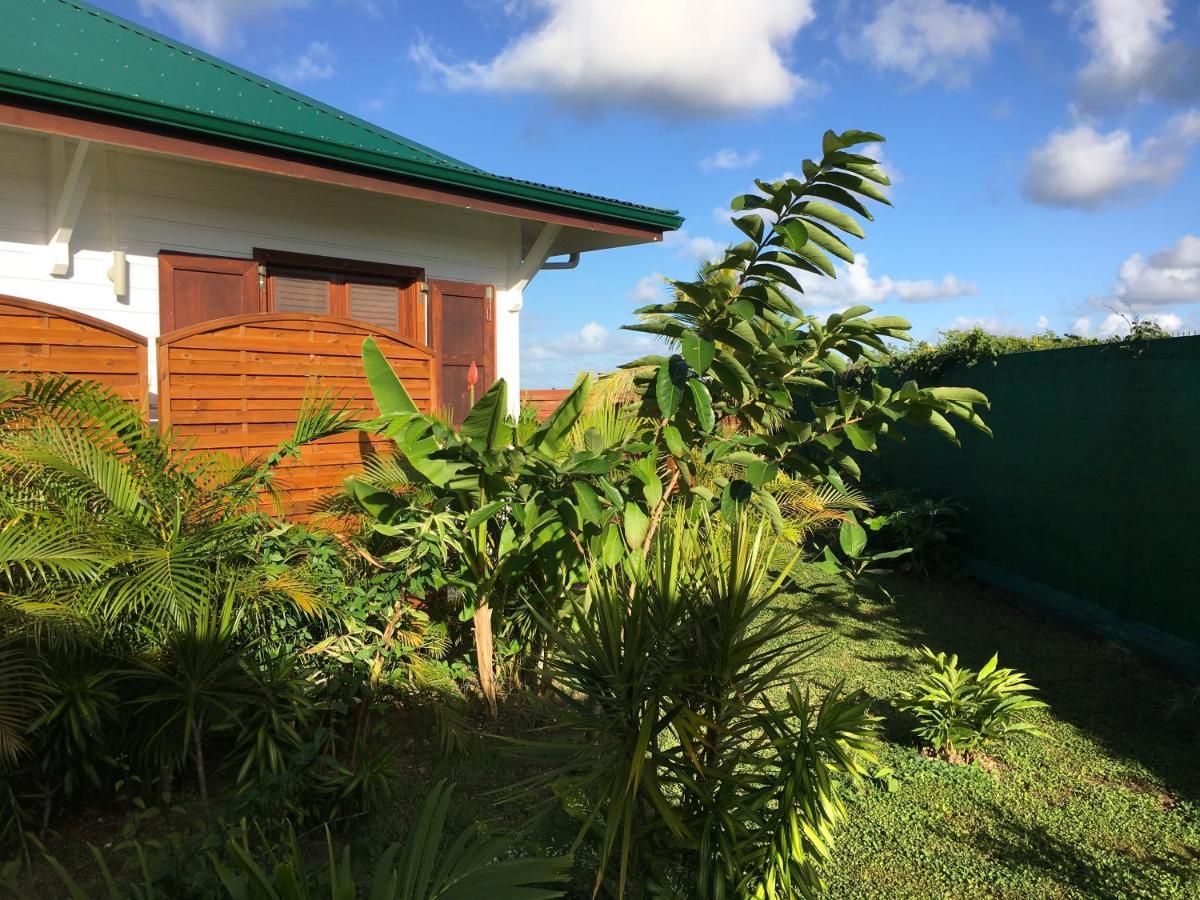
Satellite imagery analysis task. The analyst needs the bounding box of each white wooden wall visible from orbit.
[0,127,525,409]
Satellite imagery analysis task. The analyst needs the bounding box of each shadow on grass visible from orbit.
[928,800,1199,899]
[839,572,1200,804]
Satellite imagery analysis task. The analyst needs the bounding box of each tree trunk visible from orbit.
[192,716,208,807]
[474,605,498,718]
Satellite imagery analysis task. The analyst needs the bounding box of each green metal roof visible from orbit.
[0,0,683,231]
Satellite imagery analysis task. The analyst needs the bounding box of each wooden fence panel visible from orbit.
[520,388,570,420]
[0,294,149,411]
[158,313,436,515]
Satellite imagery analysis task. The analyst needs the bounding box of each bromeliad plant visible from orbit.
[901,647,1047,761]
[348,342,628,716]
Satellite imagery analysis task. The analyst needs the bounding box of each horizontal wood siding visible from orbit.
[0,293,148,411]
[159,313,434,515]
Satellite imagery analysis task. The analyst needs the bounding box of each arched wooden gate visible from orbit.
[158,312,436,515]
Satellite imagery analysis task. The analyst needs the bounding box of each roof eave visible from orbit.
[0,71,685,233]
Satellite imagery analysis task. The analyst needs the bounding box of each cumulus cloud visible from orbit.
[846,0,1015,88]
[699,149,762,172]
[1073,310,1184,337]
[1112,235,1200,308]
[628,274,666,304]
[522,320,661,386]
[1022,110,1200,209]
[272,41,335,85]
[410,0,820,116]
[797,254,979,308]
[137,0,309,49]
[663,230,725,263]
[1072,0,1200,111]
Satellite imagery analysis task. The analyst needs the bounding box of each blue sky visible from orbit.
[103,1,1200,386]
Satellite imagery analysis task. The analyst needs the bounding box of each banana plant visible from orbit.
[348,339,624,716]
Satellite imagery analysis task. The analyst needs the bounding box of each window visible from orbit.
[256,249,427,344]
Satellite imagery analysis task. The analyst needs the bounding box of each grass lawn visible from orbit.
[803,571,1200,899]
[15,569,1200,898]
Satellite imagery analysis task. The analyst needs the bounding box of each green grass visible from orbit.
[13,569,1200,898]
[798,571,1200,899]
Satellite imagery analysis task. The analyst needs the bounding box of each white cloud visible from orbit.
[272,41,335,85]
[663,230,725,263]
[1072,0,1200,111]
[699,149,761,172]
[522,320,661,385]
[137,0,309,49]
[628,274,666,304]
[947,316,1024,335]
[797,254,979,308]
[1036,314,1051,330]
[1112,235,1200,308]
[1073,310,1184,337]
[847,0,1014,88]
[1023,111,1200,209]
[411,0,820,116]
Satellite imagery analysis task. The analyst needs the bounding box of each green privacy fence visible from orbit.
[874,335,1200,674]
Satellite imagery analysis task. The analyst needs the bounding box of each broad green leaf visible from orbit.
[687,378,716,432]
[465,500,506,530]
[532,372,591,458]
[460,379,512,451]
[803,220,856,263]
[573,481,604,525]
[745,460,777,487]
[844,423,876,451]
[839,519,868,558]
[663,424,686,457]
[681,333,716,374]
[362,337,417,415]
[794,201,866,239]
[623,502,649,550]
[655,357,686,419]
[927,386,989,405]
[733,214,765,243]
[344,477,404,525]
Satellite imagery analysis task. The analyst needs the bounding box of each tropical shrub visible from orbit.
[865,489,964,575]
[901,647,1047,760]
[521,510,878,897]
[42,781,569,899]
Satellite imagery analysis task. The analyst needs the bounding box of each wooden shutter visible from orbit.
[271,274,332,315]
[159,253,261,332]
[431,280,494,425]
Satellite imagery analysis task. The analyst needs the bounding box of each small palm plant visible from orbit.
[901,646,1047,761]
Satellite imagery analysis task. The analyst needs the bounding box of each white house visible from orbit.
[0,0,681,421]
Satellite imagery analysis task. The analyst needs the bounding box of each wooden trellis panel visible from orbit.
[0,294,148,411]
[158,313,435,516]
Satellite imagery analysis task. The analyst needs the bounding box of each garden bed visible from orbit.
[18,569,1199,898]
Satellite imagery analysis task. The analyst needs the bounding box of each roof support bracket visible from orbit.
[47,136,94,276]
[510,222,563,309]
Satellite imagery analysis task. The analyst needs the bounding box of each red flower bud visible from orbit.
[466,360,479,388]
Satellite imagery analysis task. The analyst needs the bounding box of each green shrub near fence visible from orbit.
[875,334,1200,672]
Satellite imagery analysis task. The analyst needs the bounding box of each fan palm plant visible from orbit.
[0,375,356,637]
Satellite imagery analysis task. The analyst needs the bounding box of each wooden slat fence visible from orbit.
[0,293,148,411]
[157,313,436,516]
[520,388,571,420]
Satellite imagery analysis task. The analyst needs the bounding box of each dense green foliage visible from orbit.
[884,321,1172,384]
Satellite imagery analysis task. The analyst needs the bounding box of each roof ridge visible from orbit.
[59,0,485,173]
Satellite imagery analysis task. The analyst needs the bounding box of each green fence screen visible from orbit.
[875,335,1200,674]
